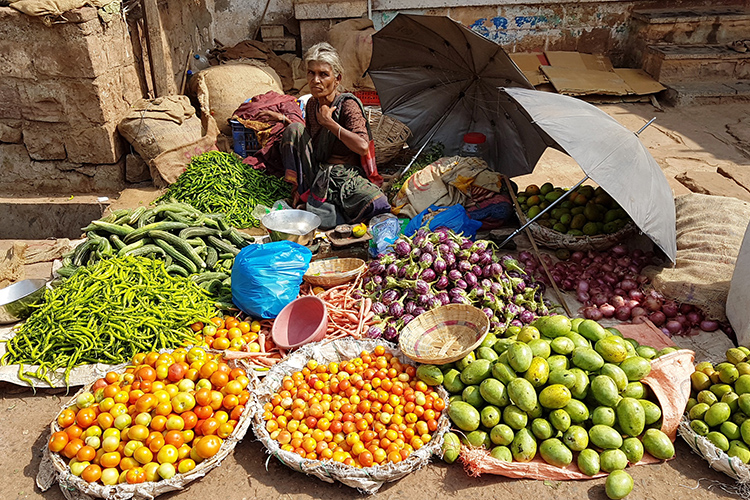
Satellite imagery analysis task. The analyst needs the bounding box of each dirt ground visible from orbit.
[2,99,750,500]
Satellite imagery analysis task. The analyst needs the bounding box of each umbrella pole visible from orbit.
[498,175,590,249]
[397,99,460,177]
[503,176,572,317]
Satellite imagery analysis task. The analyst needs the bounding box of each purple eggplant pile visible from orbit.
[362,227,549,341]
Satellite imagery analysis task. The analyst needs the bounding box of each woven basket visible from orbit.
[365,107,411,166]
[399,304,490,364]
[36,349,257,500]
[249,338,451,494]
[303,258,366,287]
[527,220,637,252]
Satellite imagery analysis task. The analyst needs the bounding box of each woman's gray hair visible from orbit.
[304,42,344,78]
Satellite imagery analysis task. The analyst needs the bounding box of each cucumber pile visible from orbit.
[58,202,253,305]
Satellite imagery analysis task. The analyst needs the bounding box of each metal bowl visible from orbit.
[0,279,47,324]
[261,209,321,246]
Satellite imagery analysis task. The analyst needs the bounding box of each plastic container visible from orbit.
[460,132,486,157]
[271,296,328,349]
[230,120,260,158]
[354,90,380,106]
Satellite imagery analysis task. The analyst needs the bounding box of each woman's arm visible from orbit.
[257,110,292,125]
[317,103,369,157]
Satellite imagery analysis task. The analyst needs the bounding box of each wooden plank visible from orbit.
[675,170,750,201]
[141,0,176,97]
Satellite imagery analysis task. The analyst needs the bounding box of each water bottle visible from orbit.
[190,53,210,73]
[460,132,487,158]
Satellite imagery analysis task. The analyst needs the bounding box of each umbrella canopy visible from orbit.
[368,13,548,176]
[500,87,677,262]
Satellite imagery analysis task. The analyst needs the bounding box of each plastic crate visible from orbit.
[230,120,260,158]
[354,90,380,106]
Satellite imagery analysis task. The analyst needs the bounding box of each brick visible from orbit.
[23,122,67,160]
[65,121,124,164]
[125,153,151,183]
[0,120,22,143]
[62,6,98,23]
[0,39,35,79]
[294,0,366,20]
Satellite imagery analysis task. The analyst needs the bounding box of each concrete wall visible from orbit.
[0,7,140,194]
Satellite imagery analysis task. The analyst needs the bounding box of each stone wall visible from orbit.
[0,7,142,194]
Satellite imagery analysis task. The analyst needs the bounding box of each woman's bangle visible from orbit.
[337,125,342,140]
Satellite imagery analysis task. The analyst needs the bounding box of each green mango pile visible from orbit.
[687,347,750,462]
[517,183,631,237]
[421,316,676,500]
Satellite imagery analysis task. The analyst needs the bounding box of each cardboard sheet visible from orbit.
[614,68,666,95]
[509,52,548,86]
[541,66,632,96]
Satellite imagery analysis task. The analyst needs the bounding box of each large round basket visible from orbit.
[365,107,411,166]
[303,257,366,287]
[527,220,637,252]
[36,350,257,500]
[249,338,451,494]
[399,304,490,365]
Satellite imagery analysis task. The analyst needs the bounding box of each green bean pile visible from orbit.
[156,151,291,228]
[1,256,217,386]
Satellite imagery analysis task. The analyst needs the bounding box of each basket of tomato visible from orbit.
[37,347,256,499]
[249,338,450,494]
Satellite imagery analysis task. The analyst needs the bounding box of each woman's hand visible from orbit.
[316,104,338,130]
[257,110,289,124]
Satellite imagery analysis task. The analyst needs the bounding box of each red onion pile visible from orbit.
[518,244,721,336]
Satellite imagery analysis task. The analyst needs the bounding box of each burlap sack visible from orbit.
[9,0,109,16]
[188,61,283,135]
[459,348,695,480]
[327,18,376,93]
[118,96,202,163]
[149,115,220,187]
[644,193,750,323]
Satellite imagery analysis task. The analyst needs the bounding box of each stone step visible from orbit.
[0,195,109,239]
[642,44,750,83]
[632,6,750,44]
[663,80,750,106]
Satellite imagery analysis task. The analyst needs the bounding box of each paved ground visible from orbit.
[2,99,750,499]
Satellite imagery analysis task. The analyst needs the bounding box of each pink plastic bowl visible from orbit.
[271,296,328,349]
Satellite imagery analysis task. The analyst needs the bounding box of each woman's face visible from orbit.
[307,61,341,100]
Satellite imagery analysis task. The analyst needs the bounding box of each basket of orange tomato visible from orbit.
[248,338,450,494]
[189,314,286,375]
[37,346,256,499]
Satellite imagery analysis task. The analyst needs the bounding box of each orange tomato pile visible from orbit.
[262,345,446,468]
[190,316,269,352]
[48,347,250,485]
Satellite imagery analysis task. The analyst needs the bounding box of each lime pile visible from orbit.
[517,183,632,237]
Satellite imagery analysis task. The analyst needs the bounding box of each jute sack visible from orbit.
[149,115,220,187]
[188,61,283,135]
[118,96,202,163]
[644,193,750,322]
[327,18,376,92]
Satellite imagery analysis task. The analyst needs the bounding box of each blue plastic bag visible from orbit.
[404,204,482,239]
[231,241,312,319]
[368,213,401,258]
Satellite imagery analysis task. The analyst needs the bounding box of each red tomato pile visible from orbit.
[48,347,250,485]
[262,345,446,468]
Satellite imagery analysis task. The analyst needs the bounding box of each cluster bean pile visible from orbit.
[2,256,216,385]
[156,151,291,228]
[363,227,548,341]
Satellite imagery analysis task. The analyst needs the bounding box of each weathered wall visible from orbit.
[0,7,140,194]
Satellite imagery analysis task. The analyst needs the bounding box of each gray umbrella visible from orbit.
[499,87,677,263]
[368,13,546,177]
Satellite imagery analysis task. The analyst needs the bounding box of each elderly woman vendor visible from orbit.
[258,42,390,229]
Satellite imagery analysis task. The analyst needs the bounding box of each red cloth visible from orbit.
[231,91,304,176]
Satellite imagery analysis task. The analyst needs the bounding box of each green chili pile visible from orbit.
[1,256,217,386]
[156,151,291,228]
